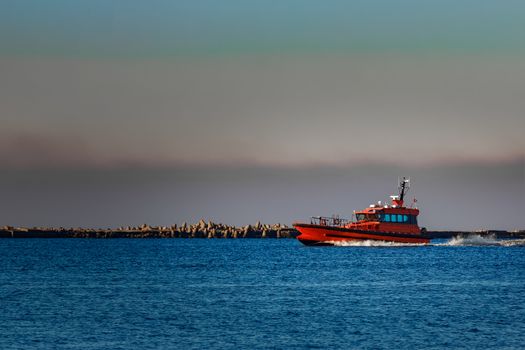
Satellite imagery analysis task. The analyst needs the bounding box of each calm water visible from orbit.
[1,238,524,349]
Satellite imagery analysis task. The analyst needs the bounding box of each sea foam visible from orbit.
[331,234,525,247]
[331,240,426,247]
[436,234,525,247]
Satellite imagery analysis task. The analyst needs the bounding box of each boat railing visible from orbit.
[310,216,351,227]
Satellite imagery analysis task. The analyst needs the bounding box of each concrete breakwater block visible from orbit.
[0,222,301,239]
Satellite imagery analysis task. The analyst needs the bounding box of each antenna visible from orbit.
[398,177,410,202]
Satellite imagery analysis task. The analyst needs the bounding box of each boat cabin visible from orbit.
[346,178,420,233]
[355,210,418,225]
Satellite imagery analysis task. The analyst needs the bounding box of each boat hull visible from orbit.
[294,223,430,245]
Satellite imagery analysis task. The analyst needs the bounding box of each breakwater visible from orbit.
[0,221,298,239]
[0,222,523,239]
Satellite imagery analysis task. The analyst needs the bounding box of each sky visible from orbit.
[0,1,524,229]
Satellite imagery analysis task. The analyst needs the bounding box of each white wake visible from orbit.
[331,240,426,247]
[437,234,500,246]
[436,234,525,247]
[329,234,525,247]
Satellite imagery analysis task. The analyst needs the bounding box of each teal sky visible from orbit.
[2,0,525,57]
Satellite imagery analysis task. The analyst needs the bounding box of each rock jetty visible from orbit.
[0,221,300,239]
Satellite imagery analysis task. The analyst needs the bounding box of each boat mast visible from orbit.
[398,177,410,202]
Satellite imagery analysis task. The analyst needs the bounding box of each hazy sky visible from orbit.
[0,1,523,229]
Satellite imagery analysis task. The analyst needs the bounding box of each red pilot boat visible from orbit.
[294,177,430,245]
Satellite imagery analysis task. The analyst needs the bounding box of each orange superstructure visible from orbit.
[294,177,430,245]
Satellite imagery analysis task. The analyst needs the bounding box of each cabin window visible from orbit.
[378,213,418,224]
[356,213,380,222]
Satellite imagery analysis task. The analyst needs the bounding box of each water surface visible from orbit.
[1,238,524,349]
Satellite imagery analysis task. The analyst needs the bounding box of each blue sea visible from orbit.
[1,237,524,349]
